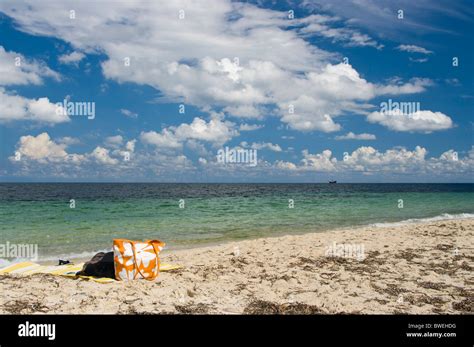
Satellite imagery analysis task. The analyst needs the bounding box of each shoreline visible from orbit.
[0,218,472,314]
[31,212,474,265]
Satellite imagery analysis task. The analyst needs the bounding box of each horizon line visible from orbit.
[0,181,473,184]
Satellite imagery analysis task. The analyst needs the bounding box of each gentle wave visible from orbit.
[2,212,472,267]
[38,248,113,263]
[371,213,474,228]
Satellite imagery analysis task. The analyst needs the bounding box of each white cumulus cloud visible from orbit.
[141,116,238,150]
[0,46,66,124]
[0,89,69,124]
[104,135,124,148]
[367,109,453,132]
[275,145,473,178]
[0,1,434,132]
[140,129,183,150]
[58,51,85,65]
[90,146,119,165]
[0,46,59,86]
[335,132,376,140]
[11,132,85,164]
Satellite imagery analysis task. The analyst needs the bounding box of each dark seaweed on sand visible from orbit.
[244,300,324,314]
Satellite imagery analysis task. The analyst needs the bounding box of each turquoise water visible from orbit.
[0,183,472,262]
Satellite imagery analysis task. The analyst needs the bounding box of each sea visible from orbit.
[0,183,472,264]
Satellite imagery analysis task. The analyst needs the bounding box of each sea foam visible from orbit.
[371,213,474,228]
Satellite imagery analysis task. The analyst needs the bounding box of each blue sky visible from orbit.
[0,0,472,182]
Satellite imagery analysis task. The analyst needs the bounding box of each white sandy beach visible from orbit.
[0,219,472,314]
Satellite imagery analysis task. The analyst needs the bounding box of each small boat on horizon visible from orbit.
[329,180,337,184]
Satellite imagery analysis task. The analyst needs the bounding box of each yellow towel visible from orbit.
[0,261,182,284]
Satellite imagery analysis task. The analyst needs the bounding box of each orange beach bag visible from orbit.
[113,239,165,281]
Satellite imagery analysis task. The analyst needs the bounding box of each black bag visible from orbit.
[76,251,115,279]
